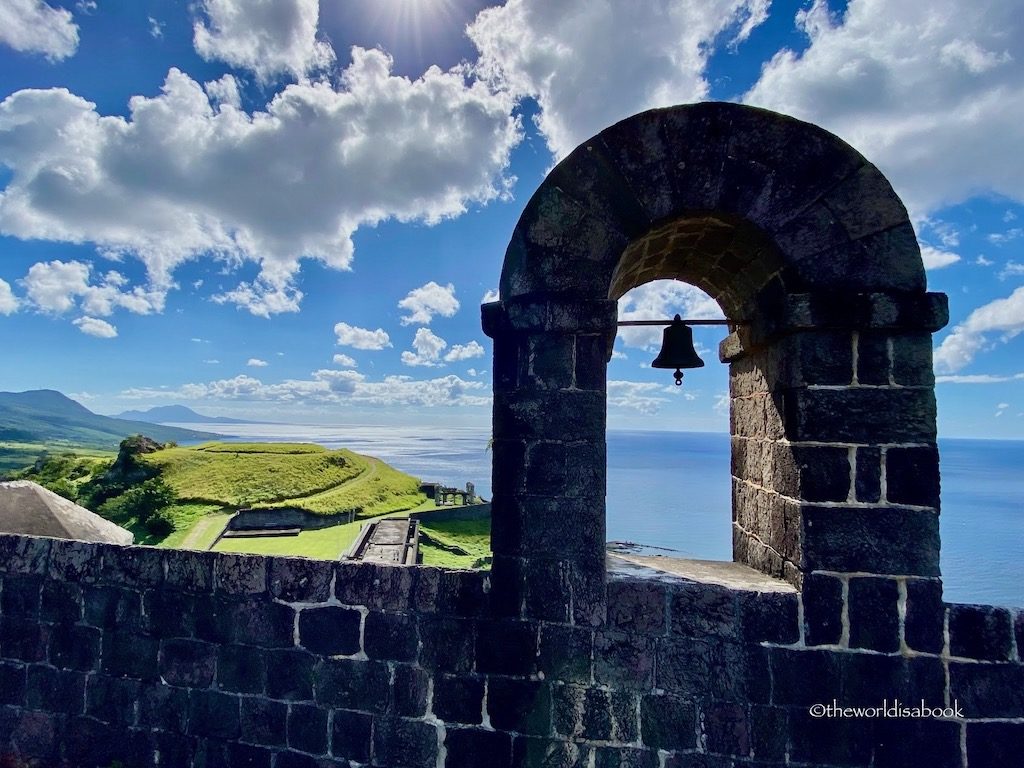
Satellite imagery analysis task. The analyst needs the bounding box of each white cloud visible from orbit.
[468,0,770,160]
[936,373,1024,384]
[976,255,994,267]
[401,327,447,367]
[611,350,627,360]
[1000,262,1024,280]
[920,245,961,271]
[989,228,1024,245]
[934,286,1024,372]
[0,279,20,315]
[0,50,519,316]
[744,0,1024,217]
[335,322,391,350]
[149,16,165,40]
[607,380,670,414]
[72,316,117,338]
[247,358,268,367]
[119,371,489,408]
[203,74,242,109]
[203,359,220,364]
[20,260,164,318]
[444,340,485,362]
[617,280,723,350]
[481,288,500,304]
[398,281,460,326]
[0,0,79,61]
[192,0,334,83]
[332,353,357,367]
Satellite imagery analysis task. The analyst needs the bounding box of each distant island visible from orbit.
[114,404,259,425]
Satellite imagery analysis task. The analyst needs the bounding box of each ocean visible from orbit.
[180,423,1023,608]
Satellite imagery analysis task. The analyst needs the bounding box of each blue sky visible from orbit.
[1,0,1023,437]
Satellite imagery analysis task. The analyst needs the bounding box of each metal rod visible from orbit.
[616,319,739,326]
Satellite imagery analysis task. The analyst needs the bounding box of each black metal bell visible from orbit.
[651,314,705,385]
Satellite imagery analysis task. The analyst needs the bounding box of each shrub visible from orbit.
[99,476,177,523]
[144,509,176,537]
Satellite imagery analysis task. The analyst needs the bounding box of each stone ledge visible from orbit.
[608,554,797,594]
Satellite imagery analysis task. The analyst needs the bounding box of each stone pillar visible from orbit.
[483,298,616,626]
[725,291,948,651]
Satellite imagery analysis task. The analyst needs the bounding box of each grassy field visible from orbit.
[0,442,114,476]
[419,518,492,568]
[142,442,368,508]
[264,458,424,517]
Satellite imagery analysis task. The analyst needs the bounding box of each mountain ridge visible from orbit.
[114,404,254,425]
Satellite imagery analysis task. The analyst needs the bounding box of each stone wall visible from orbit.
[2,533,1022,768]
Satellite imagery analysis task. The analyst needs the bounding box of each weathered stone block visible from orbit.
[769,648,842,706]
[47,538,102,583]
[218,644,266,694]
[336,562,414,612]
[84,673,138,724]
[419,616,474,674]
[216,553,267,595]
[774,444,851,502]
[951,661,1024,718]
[538,623,592,684]
[639,693,696,751]
[848,577,899,652]
[801,506,940,576]
[240,696,287,747]
[0,535,51,575]
[593,631,654,690]
[372,717,439,768]
[39,579,82,623]
[477,619,537,676]
[287,702,328,755]
[101,632,159,680]
[0,616,48,662]
[842,654,943,708]
[492,496,606,561]
[266,649,316,701]
[607,578,666,635]
[48,621,100,671]
[101,545,164,588]
[890,333,935,386]
[511,736,588,768]
[26,664,85,715]
[787,708,874,766]
[331,708,372,763]
[299,606,360,656]
[966,722,1024,768]
[855,446,881,503]
[873,719,962,768]
[270,557,334,603]
[904,579,944,654]
[749,706,787,761]
[188,689,241,740]
[856,331,890,384]
[433,674,484,725]
[391,664,429,718]
[144,589,197,638]
[784,387,936,443]
[364,611,417,662]
[668,581,739,639]
[948,603,1013,660]
[227,742,275,768]
[655,638,743,700]
[1,575,41,618]
[524,333,575,390]
[234,599,296,648]
[802,573,843,646]
[552,684,637,742]
[313,658,390,713]
[885,445,940,508]
[445,727,514,768]
[738,590,799,645]
[138,682,188,732]
[487,678,551,737]
[84,585,143,631]
[702,701,750,757]
[165,548,215,591]
[0,662,25,706]
[493,392,605,442]
[159,638,217,687]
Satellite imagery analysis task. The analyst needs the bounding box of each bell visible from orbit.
[651,314,705,385]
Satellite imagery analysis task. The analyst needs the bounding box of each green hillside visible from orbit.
[0,390,222,451]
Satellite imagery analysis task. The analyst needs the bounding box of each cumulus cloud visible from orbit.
[203,74,242,109]
[401,328,447,367]
[444,341,485,362]
[1000,262,1024,280]
[72,316,117,338]
[0,279,19,315]
[192,0,334,83]
[481,288,500,304]
[0,0,79,61]
[247,358,268,367]
[936,372,1024,384]
[335,322,391,350]
[607,380,671,414]
[934,286,1024,372]
[0,49,520,317]
[744,0,1024,217]
[398,281,460,325]
[920,245,961,271]
[468,0,770,159]
[332,353,357,367]
[120,371,489,408]
[21,260,164,317]
[617,280,723,350]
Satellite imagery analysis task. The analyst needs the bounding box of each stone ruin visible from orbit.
[1,102,1021,767]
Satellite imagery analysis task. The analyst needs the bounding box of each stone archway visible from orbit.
[483,102,948,629]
